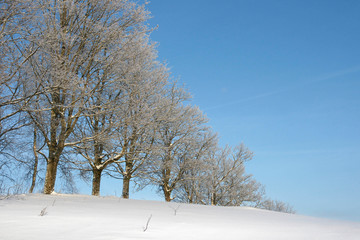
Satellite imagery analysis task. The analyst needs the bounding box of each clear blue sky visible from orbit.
[140,0,360,221]
[99,0,360,222]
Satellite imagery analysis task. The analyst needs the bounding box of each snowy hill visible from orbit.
[0,194,359,240]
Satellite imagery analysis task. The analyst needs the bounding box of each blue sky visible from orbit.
[131,0,360,221]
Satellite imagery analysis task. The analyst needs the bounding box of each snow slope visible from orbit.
[0,194,359,240]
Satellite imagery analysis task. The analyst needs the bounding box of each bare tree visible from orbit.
[175,143,264,207]
[139,86,210,202]
[173,130,218,204]
[66,2,163,196]
[108,63,169,199]
[23,0,152,194]
[257,198,296,214]
[207,144,264,206]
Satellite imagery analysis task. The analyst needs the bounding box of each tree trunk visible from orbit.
[187,187,193,204]
[163,149,173,202]
[211,192,216,206]
[122,174,130,199]
[122,158,133,199]
[43,158,58,194]
[42,1,70,195]
[43,95,62,194]
[92,168,102,196]
[29,127,38,193]
[164,186,172,202]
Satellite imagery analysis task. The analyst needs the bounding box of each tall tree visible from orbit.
[67,2,162,196]
[108,63,169,199]
[24,0,151,194]
[0,0,36,189]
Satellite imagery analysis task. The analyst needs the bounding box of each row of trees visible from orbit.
[0,0,294,213]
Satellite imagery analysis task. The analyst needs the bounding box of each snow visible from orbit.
[0,194,359,240]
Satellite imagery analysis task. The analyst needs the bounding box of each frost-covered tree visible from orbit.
[73,37,169,196]
[107,64,169,199]
[23,0,154,194]
[173,130,218,204]
[139,86,210,202]
[257,199,296,214]
[206,144,264,206]
[175,143,264,206]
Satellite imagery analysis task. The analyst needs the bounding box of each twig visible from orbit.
[169,204,181,216]
[143,214,152,232]
[39,207,48,216]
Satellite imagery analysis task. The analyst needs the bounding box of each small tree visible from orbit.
[257,199,296,214]
[175,143,264,207]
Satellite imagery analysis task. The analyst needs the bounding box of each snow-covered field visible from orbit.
[0,194,359,240]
